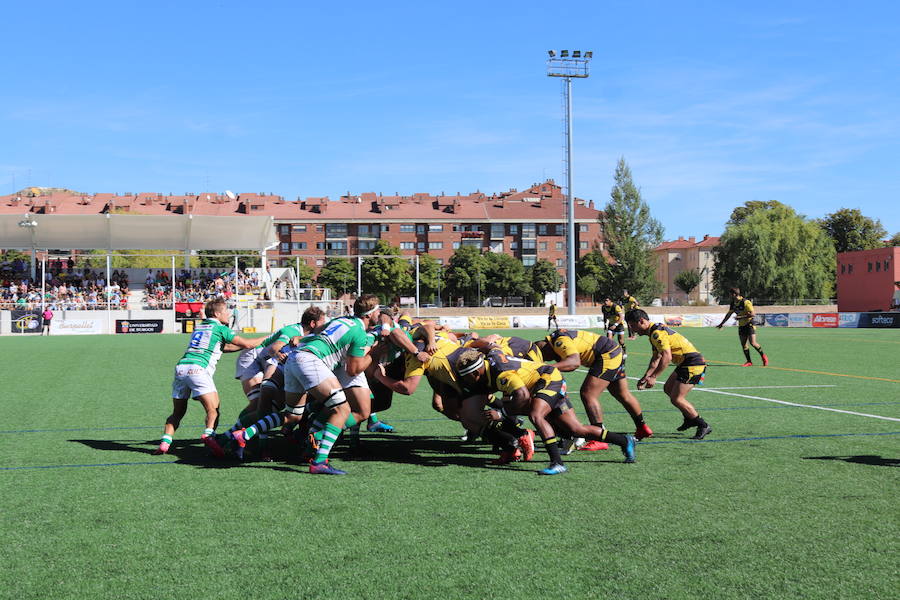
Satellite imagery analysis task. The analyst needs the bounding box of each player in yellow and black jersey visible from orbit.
[602,296,627,354]
[547,302,559,331]
[534,328,653,444]
[623,290,639,339]
[463,334,543,363]
[454,349,636,475]
[717,287,769,367]
[626,309,712,440]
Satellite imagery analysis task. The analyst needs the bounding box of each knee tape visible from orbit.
[287,404,305,417]
[324,388,347,408]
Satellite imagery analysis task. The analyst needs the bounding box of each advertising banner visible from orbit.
[752,314,767,326]
[812,313,839,328]
[438,316,469,330]
[116,319,164,334]
[56,318,104,335]
[557,315,595,329]
[11,310,43,333]
[858,312,900,328]
[468,316,511,329]
[681,314,704,327]
[838,313,861,328]
[175,302,205,321]
[788,313,812,327]
[664,315,683,327]
[764,313,790,327]
[511,315,545,328]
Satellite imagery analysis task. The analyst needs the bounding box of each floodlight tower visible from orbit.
[547,49,592,314]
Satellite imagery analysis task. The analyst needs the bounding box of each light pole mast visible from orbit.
[547,50,591,315]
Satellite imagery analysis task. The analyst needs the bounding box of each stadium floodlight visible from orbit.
[546,50,593,315]
[548,50,556,57]
[18,213,38,279]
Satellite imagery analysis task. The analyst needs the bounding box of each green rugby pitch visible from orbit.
[1,327,898,599]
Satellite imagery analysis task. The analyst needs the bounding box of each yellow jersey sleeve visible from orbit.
[552,335,580,359]
[495,370,527,395]
[650,328,671,354]
[404,352,426,378]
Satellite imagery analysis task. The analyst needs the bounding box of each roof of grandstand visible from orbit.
[0,213,276,251]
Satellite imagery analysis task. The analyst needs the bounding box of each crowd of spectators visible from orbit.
[143,268,264,308]
[0,261,130,310]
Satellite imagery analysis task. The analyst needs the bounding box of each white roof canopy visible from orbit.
[0,214,276,251]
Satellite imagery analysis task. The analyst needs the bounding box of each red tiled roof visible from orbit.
[654,235,720,251]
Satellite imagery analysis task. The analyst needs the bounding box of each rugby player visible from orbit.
[717,287,769,367]
[153,299,267,455]
[623,290,639,339]
[547,302,559,331]
[626,309,712,440]
[455,349,636,475]
[601,296,627,355]
[535,328,652,447]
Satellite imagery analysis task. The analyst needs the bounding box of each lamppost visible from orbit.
[547,49,592,315]
[18,212,38,281]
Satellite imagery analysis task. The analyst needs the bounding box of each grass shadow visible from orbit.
[802,455,899,467]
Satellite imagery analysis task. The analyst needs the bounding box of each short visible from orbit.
[369,358,404,413]
[235,347,263,380]
[738,323,756,337]
[674,364,706,385]
[172,364,217,399]
[284,350,333,395]
[335,364,368,390]
[606,323,625,335]
[533,371,572,416]
[586,349,625,382]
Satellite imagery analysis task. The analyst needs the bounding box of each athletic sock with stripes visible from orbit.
[244,412,284,441]
[542,436,564,466]
[313,423,342,464]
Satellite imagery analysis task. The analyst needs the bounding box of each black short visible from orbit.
[370,358,405,413]
[738,324,755,337]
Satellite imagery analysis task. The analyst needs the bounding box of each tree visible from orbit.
[530,259,562,302]
[576,249,613,303]
[197,250,257,271]
[417,253,443,303]
[482,252,530,301]
[889,232,900,247]
[601,158,664,302]
[713,202,835,303]
[726,200,786,226]
[819,208,887,253]
[674,268,701,298]
[444,245,486,304]
[295,260,315,286]
[316,257,355,296]
[361,240,414,303]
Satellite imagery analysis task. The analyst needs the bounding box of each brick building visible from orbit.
[836,246,899,312]
[0,181,605,277]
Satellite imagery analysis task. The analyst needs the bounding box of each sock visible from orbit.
[756,346,765,356]
[631,413,646,427]
[310,419,325,434]
[597,428,628,448]
[743,348,752,362]
[159,434,172,451]
[695,415,708,428]
[485,422,517,451]
[202,427,215,438]
[313,423,342,464]
[367,413,380,426]
[343,414,358,430]
[542,436,564,466]
[244,412,284,441]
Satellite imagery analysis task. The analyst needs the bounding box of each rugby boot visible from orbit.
[580,440,609,451]
[634,423,654,440]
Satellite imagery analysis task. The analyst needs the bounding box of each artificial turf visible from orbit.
[1,327,898,599]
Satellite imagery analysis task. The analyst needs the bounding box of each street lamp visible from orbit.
[18,213,38,280]
[547,49,592,315]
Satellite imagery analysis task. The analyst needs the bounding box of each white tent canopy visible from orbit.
[0,214,276,251]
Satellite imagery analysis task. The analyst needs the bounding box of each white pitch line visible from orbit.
[694,388,900,423]
[572,369,837,392]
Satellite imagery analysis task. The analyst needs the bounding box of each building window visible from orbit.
[539,242,548,251]
[522,256,536,266]
[429,224,443,232]
[876,261,881,272]
[555,242,564,251]
[326,223,347,237]
[382,224,389,232]
[400,224,415,233]
[510,241,518,250]
[556,258,564,267]
[522,223,536,238]
[358,241,376,251]
[436,259,444,265]
[279,225,290,235]
[555,224,564,235]
[280,242,290,253]
[292,242,307,250]
[293,224,307,232]
[316,224,323,232]
[868,262,872,272]
[400,242,415,250]
[316,259,324,266]
[326,241,347,255]
[522,239,536,250]
[490,223,505,239]
[538,224,548,236]
[417,242,426,251]
[579,224,589,232]
[452,242,460,249]
[462,239,481,248]
[886,260,890,271]
[579,241,589,249]
[841,264,845,274]
[417,224,426,234]
[316,242,325,250]
[357,224,380,238]
[429,242,443,250]
[509,224,519,235]
[848,264,853,274]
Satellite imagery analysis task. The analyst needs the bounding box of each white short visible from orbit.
[235,347,277,382]
[284,350,333,395]
[335,364,368,390]
[172,364,217,399]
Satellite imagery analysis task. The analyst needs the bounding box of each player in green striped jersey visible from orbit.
[154,299,266,455]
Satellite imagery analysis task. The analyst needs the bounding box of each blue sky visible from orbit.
[3,1,899,239]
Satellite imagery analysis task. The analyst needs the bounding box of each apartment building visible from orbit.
[652,235,720,304]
